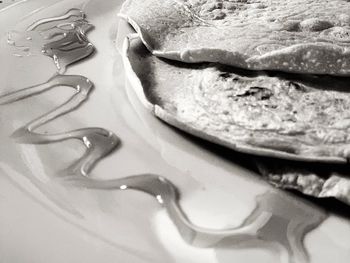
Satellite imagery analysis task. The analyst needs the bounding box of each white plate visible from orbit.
[0,1,349,263]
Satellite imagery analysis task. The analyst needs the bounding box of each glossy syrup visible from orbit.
[0,74,119,176]
[1,8,325,263]
[69,173,325,262]
[2,8,118,176]
[7,8,94,73]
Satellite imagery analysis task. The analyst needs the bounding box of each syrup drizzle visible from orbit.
[0,74,119,175]
[67,174,325,262]
[7,8,94,73]
[1,8,326,263]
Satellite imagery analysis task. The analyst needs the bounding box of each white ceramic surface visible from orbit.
[0,1,350,263]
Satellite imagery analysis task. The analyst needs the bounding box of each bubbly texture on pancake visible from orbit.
[193,68,350,139]
[124,36,350,162]
[120,0,350,75]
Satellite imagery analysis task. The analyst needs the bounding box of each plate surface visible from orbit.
[1,1,350,263]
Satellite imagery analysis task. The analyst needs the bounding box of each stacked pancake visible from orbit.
[119,0,350,205]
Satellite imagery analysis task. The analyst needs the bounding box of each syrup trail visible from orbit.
[0,74,119,175]
[7,8,94,73]
[3,8,118,175]
[67,173,325,263]
[1,8,326,263]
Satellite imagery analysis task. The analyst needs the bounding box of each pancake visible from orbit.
[256,159,350,205]
[119,0,350,75]
[122,35,350,163]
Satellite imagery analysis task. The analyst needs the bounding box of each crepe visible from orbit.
[119,0,350,75]
[123,35,350,163]
[256,159,350,205]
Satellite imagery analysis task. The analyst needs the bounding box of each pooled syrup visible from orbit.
[1,8,326,263]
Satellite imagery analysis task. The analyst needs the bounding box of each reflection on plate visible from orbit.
[0,1,349,263]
